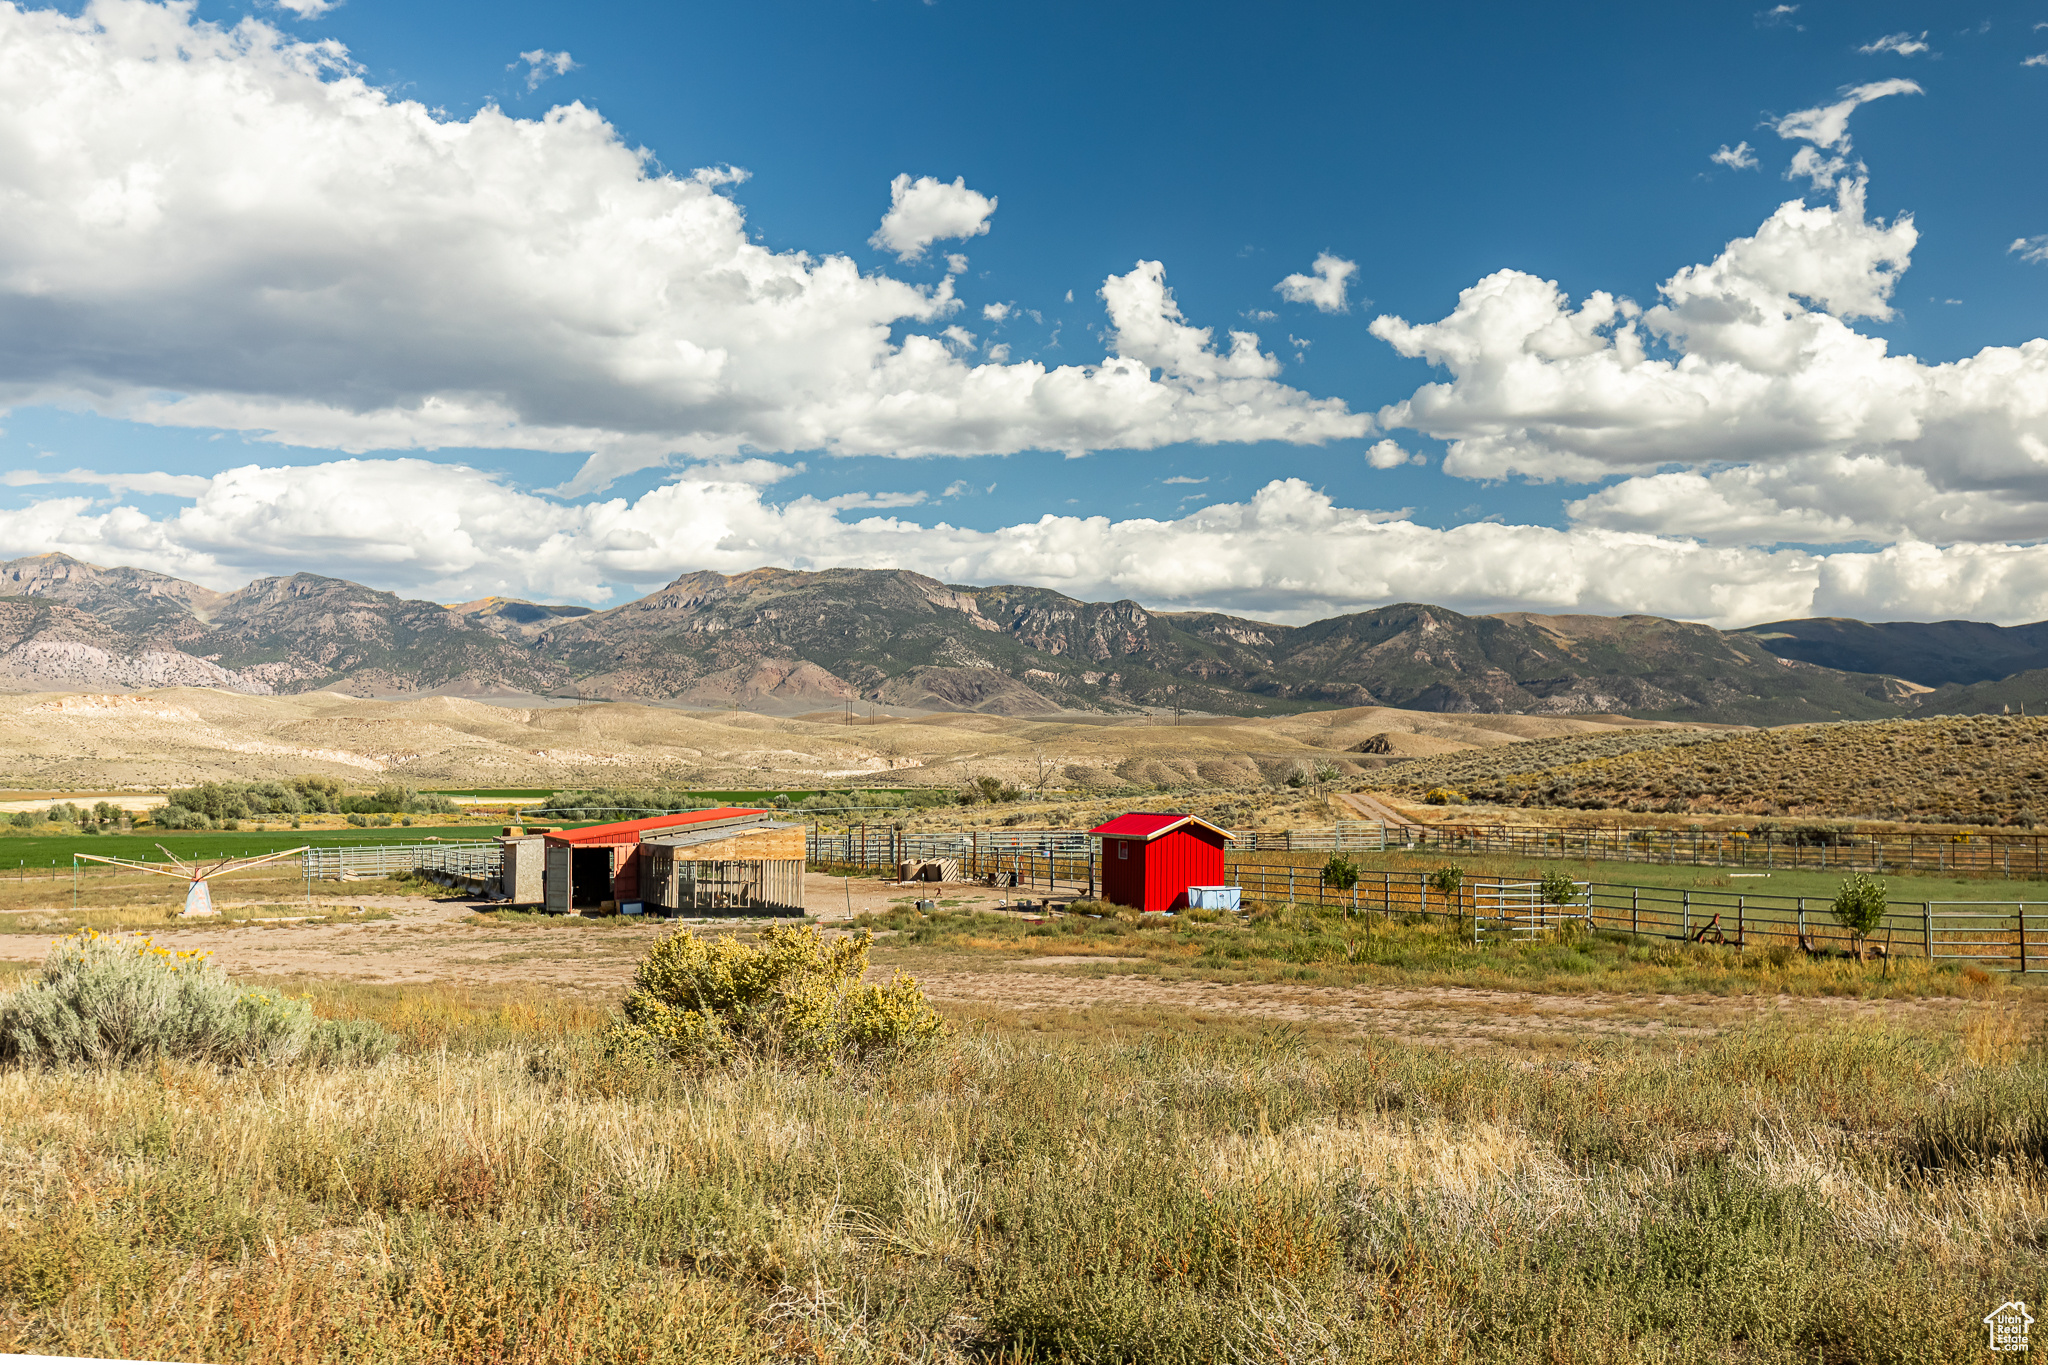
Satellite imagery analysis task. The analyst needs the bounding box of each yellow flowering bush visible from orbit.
[0,930,387,1068]
[604,923,945,1068]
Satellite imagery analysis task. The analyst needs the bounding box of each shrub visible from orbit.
[957,775,1024,805]
[1321,855,1359,892]
[1423,787,1467,805]
[1831,874,1889,960]
[603,924,945,1069]
[1537,869,1583,906]
[1,931,317,1068]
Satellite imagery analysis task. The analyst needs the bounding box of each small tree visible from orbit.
[1537,869,1582,907]
[1322,854,1359,893]
[1031,751,1057,799]
[1831,874,1888,961]
[1428,864,1464,916]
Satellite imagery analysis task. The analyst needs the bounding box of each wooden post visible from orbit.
[1631,885,1638,940]
[2020,906,2028,974]
[1682,889,1689,941]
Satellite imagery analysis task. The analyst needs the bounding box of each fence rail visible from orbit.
[1384,819,2048,879]
[1219,862,2048,973]
[301,841,502,882]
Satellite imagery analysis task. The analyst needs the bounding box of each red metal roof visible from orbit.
[1089,812,1235,841]
[544,807,772,846]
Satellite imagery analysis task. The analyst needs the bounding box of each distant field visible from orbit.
[532,787,925,802]
[421,788,553,799]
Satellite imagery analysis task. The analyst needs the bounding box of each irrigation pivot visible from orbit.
[72,844,312,918]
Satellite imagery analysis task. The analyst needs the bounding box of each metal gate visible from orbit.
[1473,880,1541,944]
[1471,881,1588,945]
[545,844,570,916]
[1928,904,2045,973]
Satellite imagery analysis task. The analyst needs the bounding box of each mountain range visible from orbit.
[3,552,2045,726]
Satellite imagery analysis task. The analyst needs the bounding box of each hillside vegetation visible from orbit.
[1383,714,2048,825]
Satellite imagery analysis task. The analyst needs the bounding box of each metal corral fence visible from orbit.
[806,823,1389,883]
[808,827,1098,891]
[1390,820,2048,879]
[301,841,502,882]
[1221,862,2048,973]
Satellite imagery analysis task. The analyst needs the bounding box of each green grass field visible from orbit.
[1346,847,2048,905]
[0,825,496,869]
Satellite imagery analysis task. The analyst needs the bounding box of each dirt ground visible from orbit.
[0,871,2003,1046]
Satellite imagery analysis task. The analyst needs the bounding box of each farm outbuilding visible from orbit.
[541,808,774,914]
[1089,813,1234,912]
[642,820,806,915]
[496,833,546,905]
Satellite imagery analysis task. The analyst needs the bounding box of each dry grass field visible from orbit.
[1382,713,2048,826]
[2,963,2044,1362]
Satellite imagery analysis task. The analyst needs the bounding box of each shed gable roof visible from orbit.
[1089,812,1234,842]
[544,807,772,846]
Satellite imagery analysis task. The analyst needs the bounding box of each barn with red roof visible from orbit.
[1089,812,1234,912]
[541,807,803,915]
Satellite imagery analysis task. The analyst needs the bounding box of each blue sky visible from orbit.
[1,0,2046,625]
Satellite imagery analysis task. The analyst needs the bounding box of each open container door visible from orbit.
[545,843,572,915]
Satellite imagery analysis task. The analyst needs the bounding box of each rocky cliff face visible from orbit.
[0,553,1966,723]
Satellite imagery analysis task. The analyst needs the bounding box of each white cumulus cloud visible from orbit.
[869,174,997,261]
[1371,157,2048,557]
[2013,235,2048,263]
[1275,253,1359,313]
[268,0,337,17]
[13,457,2048,626]
[1711,141,1760,170]
[0,1,1365,495]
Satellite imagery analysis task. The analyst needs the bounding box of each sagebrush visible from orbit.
[604,923,944,1067]
[0,930,390,1069]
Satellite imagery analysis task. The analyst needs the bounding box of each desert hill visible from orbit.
[1377,713,2048,827]
[0,688,1695,793]
[0,553,1950,726]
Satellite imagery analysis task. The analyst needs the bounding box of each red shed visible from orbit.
[1089,812,1233,912]
[543,808,770,914]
